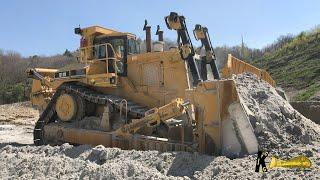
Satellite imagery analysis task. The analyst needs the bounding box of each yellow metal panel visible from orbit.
[221,54,276,87]
[185,80,243,155]
[142,63,161,86]
[125,51,188,107]
[34,68,58,77]
[81,26,135,38]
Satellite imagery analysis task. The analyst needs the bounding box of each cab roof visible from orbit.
[80,26,136,38]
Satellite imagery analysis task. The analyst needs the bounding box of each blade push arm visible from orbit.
[118,98,189,134]
[193,24,220,80]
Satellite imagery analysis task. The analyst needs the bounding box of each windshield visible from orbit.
[128,39,139,55]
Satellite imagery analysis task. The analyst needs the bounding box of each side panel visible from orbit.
[30,79,44,107]
[117,51,189,107]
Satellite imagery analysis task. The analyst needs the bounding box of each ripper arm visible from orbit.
[193,24,220,80]
[165,12,201,86]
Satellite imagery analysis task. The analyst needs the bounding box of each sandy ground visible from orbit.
[0,143,319,179]
[0,74,319,179]
[0,102,37,147]
[0,102,38,126]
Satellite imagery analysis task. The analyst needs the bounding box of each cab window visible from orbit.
[109,39,125,58]
[128,39,139,55]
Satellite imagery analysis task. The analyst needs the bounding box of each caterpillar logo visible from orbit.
[255,150,312,172]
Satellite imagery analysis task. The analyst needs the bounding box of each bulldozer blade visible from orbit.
[228,102,258,154]
[185,79,258,156]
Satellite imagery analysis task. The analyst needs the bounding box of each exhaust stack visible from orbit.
[153,25,165,52]
[156,25,163,41]
[143,20,152,53]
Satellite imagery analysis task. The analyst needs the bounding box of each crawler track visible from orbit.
[33,83,149,145]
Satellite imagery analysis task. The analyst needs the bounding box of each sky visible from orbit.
[0,0,320,57]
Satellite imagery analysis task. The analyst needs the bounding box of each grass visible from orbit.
[295,84,320,101]
[252,28,320,101]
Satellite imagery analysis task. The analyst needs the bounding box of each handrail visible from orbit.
[79,43,120,63]
[79,43,121,85]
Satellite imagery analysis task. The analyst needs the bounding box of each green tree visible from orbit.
[63,49,73,57]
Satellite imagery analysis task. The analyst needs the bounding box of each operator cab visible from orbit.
[92,34,139,74]
[75,26,140,76]
[93,34,140,59]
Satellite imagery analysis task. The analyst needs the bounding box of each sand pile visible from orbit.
[0,143,319,179]
[235,73,320,149]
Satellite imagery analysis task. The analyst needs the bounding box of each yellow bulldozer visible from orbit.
[27,12,275,157]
